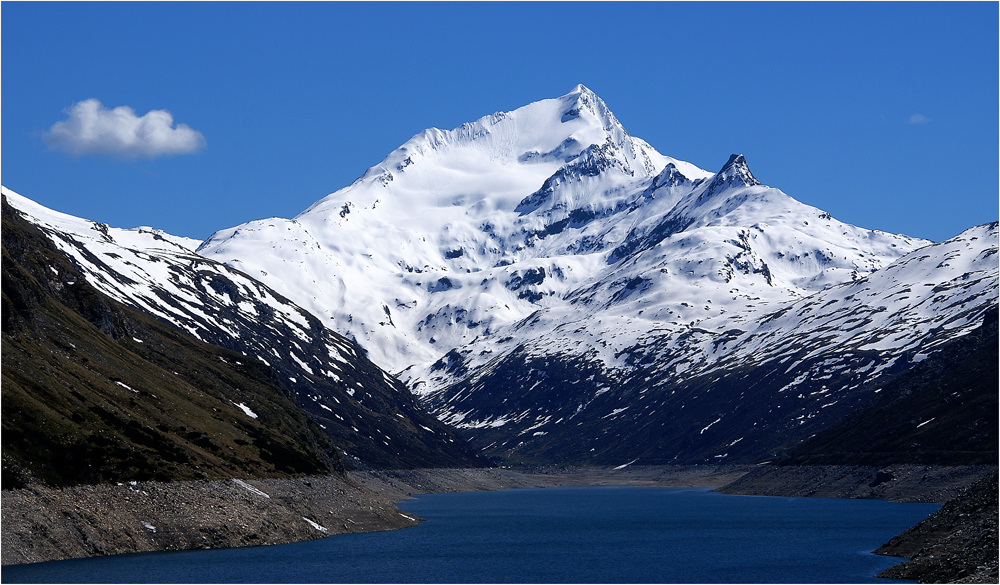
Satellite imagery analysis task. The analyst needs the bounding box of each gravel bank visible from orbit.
[1,473,413,566]
[716,464,997,503]
[349,464,751,500]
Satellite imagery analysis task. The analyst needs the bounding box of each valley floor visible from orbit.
[349,464,751,500]
[1,464,747,566]
[3,463,995,584]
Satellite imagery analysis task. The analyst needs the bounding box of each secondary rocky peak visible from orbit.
[691,154,762,205]
[716,154,760,188]
[650,163,691,190]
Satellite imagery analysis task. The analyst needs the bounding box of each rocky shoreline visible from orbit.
[1,473,414,566]
[874,472,998,584]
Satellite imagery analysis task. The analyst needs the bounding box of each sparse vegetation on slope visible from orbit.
[4,187,487,471]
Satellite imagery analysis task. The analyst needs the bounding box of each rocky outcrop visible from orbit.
[875,472,998,583]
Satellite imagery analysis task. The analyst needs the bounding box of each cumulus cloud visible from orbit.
[908,113,931,124]
[45,99,206,159]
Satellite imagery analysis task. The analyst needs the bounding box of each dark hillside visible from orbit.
[7,189,485,471]
[773,308,998,467]
[718,308,998,583]
[2,195,339,488]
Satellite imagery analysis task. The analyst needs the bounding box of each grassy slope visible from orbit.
[2,195,341,488]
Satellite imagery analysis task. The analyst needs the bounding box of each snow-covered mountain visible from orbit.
[198,86,720,374]
[2,188,483,470]
[199,86,924,374]
[9,86,994,468]
[197,85,997,465]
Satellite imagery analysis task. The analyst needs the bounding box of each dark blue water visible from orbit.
[3,487,938,583]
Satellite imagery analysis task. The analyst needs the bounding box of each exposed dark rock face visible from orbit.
[875,472,998,583]
[427,342,946,467]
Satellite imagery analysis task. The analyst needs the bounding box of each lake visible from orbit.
[3,486,939,583]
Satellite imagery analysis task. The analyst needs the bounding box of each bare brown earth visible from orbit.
[1,464,749,566]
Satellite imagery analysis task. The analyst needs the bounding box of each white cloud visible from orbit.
[908,113,931,124]
[45,99,206,159]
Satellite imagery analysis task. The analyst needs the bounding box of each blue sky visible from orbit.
[2,2,997,242]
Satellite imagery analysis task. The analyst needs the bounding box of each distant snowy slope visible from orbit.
[419,223,997,464]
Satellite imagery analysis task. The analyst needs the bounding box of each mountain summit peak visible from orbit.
[559,84,615,127]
